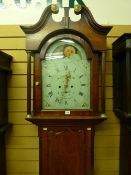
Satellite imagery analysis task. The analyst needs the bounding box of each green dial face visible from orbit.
[41,39,91,110]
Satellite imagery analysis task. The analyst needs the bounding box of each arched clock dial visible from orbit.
[41,39,91,110]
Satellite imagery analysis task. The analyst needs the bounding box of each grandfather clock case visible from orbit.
[21,4,112,175]
[113,33,131,175]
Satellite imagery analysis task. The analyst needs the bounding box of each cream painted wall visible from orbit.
[0,0,131,24]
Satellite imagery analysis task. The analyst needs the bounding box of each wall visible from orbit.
[0,26,39,175]
[0,25,131,175]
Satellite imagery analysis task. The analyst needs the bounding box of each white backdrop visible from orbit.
[0,0,131,25]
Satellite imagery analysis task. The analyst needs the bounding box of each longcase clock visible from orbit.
[21,4,112,175]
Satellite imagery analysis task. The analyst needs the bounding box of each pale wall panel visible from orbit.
[8,75,33,87]
[105,74,112,86]
[4,50,27,62]
[108,25,131,37]
[105,99,113,111]
[6,148,39,161]
[106,50,112,62]
[94,160,119,171]
[6,137,39,149]
[0,25,25,37]
[0,38,25,49]
[99,74,112,86]
[9,125,38,137]
[107,37,116,49]
[105,111,119,124]
[8,112,29,124]
[94,136,120,147]
[8,88,26,100]
[95,123,120,136]
[6,161,39,173]
[8,100,26,112]
[11,62,34,74]
[94,147,119,160]
[94,171,118,175]
[105,87,113,99]
[11,63,27,75]
[8,75,27,88]
[105,62,112,74]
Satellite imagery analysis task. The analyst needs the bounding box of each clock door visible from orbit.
[34,36,99,116]
[41,39,91,110]
[39,127,94,175]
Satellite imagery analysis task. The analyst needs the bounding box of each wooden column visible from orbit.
[26,51,32,116]
[101,51,106,114]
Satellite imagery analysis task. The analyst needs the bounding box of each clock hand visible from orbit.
[64,72,71,89]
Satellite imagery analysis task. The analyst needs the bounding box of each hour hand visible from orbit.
[64,72,71,88]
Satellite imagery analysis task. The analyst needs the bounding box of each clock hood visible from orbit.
[20,5,112,51]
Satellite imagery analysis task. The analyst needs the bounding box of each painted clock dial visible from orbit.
[41,39,91,110]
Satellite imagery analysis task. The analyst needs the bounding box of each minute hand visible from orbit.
[64,72,71,89]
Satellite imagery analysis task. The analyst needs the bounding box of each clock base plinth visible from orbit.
[26,115,107,126]
[26,115,106,175]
